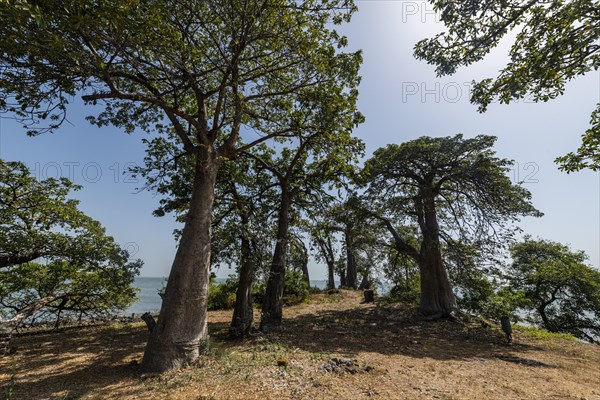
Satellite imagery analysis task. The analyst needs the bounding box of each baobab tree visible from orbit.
[362,135,542,318]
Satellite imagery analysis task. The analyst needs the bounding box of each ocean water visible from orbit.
[124,277,166,315]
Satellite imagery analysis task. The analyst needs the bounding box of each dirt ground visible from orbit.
[1,290,599,400]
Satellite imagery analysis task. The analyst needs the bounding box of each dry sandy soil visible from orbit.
[1,290,599,400]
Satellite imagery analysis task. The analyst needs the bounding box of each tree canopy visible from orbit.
[361,134,542,318]
[414,0,600,171]
[0,160,141,348]
[0,160,140,273]
[507,237,600,343]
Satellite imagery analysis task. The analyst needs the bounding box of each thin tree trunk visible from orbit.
[405,262,410,290]
[338,262,347,288]
[0,295,58,355]
[326,237,335,290]
[141,149,219,372]
[358,272,370,290]
[300,248,310,289]
[359,252,374,290]
[318,237,336,290]
[327,259,335,290]
[229,219,254,339]
[260,191,291,332]
[345,228,357,289]
[417,193,457,319]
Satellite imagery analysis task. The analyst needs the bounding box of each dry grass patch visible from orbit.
[1,290,599,400]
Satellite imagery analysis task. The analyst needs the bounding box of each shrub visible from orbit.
[513,325,576,341]
[253,270,310,307]
[385,283,420,305]
[205,270,310,311]
[282,271,310,305]
[207,275,238,310]
[384,273,420,305]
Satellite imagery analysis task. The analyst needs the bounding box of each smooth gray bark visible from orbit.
[229,220,255,339]
[344,227,357,289]
[416,192,458,318]
[260,191,291,332]
[141,149,218,372]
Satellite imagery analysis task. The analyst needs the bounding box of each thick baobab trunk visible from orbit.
[141,150,218,372]
[260,192,291,332]
[344,228,357,289]
[417,193,457,319]
[229,225,254,339]
[418,239,457,318]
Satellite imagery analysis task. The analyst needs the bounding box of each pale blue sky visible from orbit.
[1,2,598,278]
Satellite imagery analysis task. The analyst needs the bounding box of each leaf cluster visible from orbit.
[413,0,600,171]
[362,134,542,256]
[506,236,600,342]
[0,160,141,327]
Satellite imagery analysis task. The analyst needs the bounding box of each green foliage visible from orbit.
[386,279,421,306]
[0,160,141,327]
[513,325,577,342]
[507,237,600,343]
[361,135,541,314]
[281,271,310,306]
[253,271,310,307]
[556,106,600,172]
[414,1,600,171]
[0,259,139,320]
[208,276,239,311]
[0,0,362,157]
[452,270,495,315]
[1,160,114,269]
[207,270,310,311]
[362,135,542,253]
[480,288,530,322]
[380,248,421,305]
[363,134,541,228]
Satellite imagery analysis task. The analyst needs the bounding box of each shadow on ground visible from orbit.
[2,325,149,399]
[248,299,553,367]
[1,295,557,399]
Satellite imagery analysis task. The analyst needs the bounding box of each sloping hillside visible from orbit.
[1,290,598,400]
